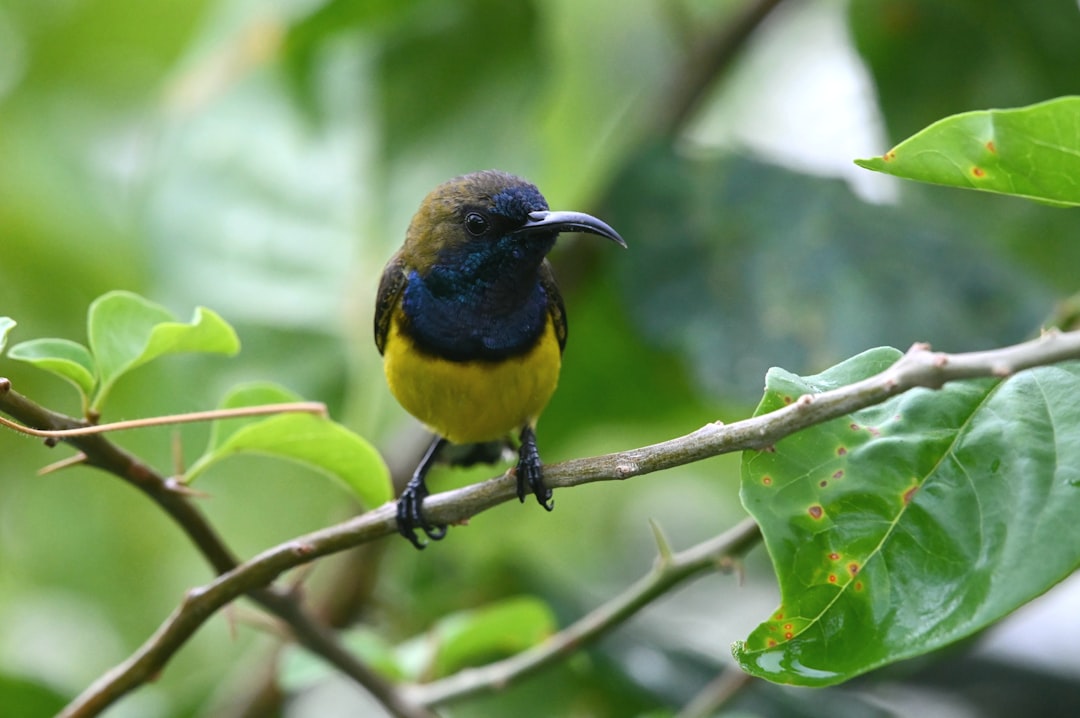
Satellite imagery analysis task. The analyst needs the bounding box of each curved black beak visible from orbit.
[515,210,627,248]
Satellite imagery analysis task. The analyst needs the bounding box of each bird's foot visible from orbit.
[396,436,448,549]
[397,477,447,549]
[516,426,552,510]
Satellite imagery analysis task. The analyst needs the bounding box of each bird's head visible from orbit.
[402,170,625,285]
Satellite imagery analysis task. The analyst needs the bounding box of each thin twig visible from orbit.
[39,328,1080,716]
[402,518,762,707]
[0,401,327,439]
[37,451,88,476]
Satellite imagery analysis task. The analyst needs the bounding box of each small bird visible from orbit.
[375,170,626,548]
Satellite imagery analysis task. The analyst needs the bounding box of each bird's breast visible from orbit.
[383,309,562,444]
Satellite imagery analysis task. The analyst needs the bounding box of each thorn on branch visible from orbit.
[648,519,674,563]
[165,477,210,499]
[37,452,88,476]
[0,377,10,394]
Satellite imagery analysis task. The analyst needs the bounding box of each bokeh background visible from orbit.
[2,0,1080,716]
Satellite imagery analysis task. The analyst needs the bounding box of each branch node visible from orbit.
[796,394,814,407]
[991,363,1013,378]
[291,542,316,557]
[714,555,745,585]
[165,477,211,499]
[614,461,639,479]
[0,377,10,395]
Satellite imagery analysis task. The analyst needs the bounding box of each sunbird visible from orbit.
[375,170,626,548]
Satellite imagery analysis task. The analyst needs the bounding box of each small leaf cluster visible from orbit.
[2,291,390,507]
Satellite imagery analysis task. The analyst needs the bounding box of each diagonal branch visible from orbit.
[25,327,1080,716]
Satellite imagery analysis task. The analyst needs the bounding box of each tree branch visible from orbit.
[17,327,1077,716]
[0,378,434,718]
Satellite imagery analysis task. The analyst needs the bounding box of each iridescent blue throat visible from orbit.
[401,234,556,362]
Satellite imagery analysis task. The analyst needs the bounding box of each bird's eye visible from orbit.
[464,211,489,237]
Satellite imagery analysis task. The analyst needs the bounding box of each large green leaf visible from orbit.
[7,338,96,408]
[87,291,240,412]
[734,348,1080,685]
[186,383,392,509]
[855,97,1080,206]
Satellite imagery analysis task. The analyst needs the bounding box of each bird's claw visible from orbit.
[396,479,447,550]
[516,429,553,511]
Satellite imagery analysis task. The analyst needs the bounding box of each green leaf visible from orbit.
[734,348,1080,685]
[186,382,392,508]
[396,596,557,680]
[87,290,240,411]
[7,338,97,407]
[855,97,1080,206]
[0,317,15,354]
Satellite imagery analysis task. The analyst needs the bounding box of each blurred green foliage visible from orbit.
[2,0,1079,716]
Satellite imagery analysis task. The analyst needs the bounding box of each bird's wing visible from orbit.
[539,260,567,354]
[374,252,408,356]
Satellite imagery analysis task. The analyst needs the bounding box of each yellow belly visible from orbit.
[383,313,561,444]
